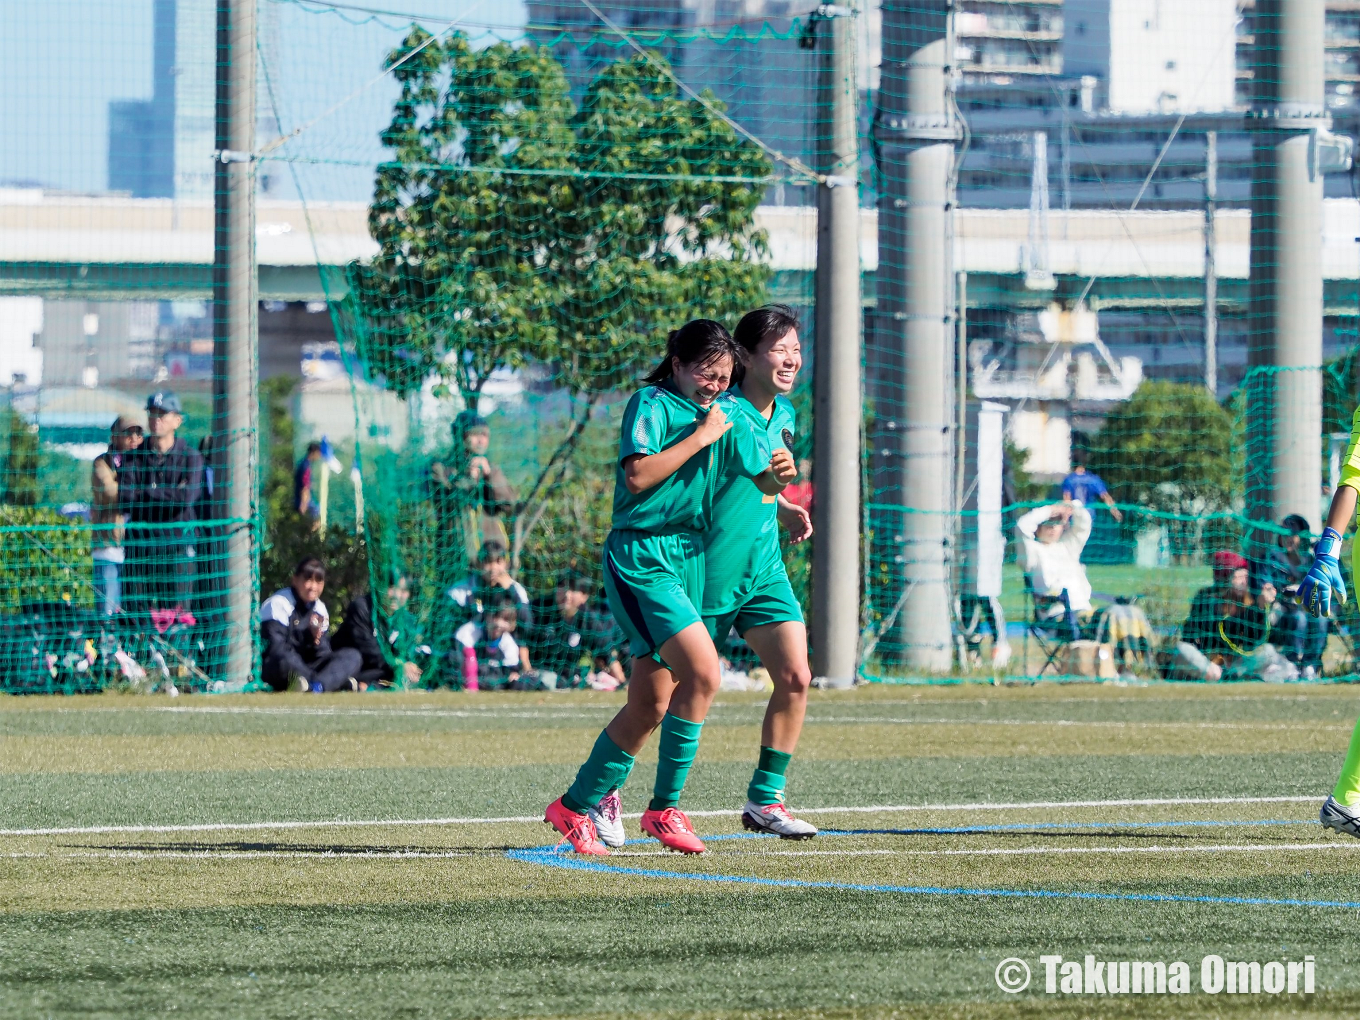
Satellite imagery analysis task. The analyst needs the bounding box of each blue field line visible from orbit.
[507,846,1360,909]
[601,818,1312,847]
[511,819,1360,910]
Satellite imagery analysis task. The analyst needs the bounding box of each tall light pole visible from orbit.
[212,0,259,682]
[1204,130,1218,397]
[872,0,957,672]
[1246,0,1325,537]
[811,1,863,687]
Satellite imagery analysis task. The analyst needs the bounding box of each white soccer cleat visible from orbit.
[587,789,627,848]
[1321,795,1360,839]
[741,800,818,840]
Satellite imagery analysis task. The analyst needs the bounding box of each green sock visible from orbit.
[649,713,704,811]
[747,746,793,806]
[1333,717,1360,807]
[563,730,635,813]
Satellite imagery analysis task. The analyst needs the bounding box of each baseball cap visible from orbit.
[454,410,489,433]
[110,415,143,434]
[146,391,183,414]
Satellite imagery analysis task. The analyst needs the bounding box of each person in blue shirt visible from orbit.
[1060,456,1123,522]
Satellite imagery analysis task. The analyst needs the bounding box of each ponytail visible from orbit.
[642,319,739,386]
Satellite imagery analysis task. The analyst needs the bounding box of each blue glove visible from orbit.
[1296,527,1347,618]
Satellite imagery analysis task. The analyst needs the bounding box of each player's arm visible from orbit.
[754,448,797,496]
[622,403,731,494]
[1298,408,1360,617]
[776,494,813,543]
[1099,490,1124,523]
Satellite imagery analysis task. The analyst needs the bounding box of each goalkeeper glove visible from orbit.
[1296,527,1347,618]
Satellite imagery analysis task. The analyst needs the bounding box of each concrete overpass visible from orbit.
[5,190,1360,315]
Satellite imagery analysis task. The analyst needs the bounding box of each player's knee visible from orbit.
[778,664,812,698]
[690,662,722,698]
[636,696,668,730]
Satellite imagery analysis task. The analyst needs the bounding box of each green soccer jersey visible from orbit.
[703,391,796,616]
[610,383,772,534]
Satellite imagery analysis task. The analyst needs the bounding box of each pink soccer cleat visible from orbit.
[640,806,706,854]
[544,797,610,855]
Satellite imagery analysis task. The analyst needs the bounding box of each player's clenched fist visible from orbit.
[694,402,732,447]
[769,448,797,486]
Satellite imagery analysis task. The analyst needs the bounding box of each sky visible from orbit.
[0,0,528,198]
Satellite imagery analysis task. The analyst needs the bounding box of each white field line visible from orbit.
[0,796,1321,838]
[804,717,1350,729]
[149,706,607,719]
[7,842,1358,862]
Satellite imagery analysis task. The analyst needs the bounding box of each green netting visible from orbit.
[5,0,1360,691]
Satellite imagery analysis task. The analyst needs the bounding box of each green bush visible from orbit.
[0,505,93,612]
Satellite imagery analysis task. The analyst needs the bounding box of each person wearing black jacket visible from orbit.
[260,558,362,692]
[333,571,423,688]
[118,391,204,619]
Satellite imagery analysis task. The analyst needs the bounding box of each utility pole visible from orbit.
[1204,130,1218,397]
[873,0,957,672]
[212,0,258,683]
[812,1,862,688]
[1247,0,1325,537]
[955,270,967,517]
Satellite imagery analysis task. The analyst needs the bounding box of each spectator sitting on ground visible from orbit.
[1173,551,1284,682]
[1016,500,1094,620]
[332,568,424,689]
[1061,454,1123,523]
[118,391,204,627]
[294,442,323,526]
[454,598,531,690]
[448,540,531,626]
[1256,513,1327,678]
[260,557,363,693]
[90,416,143,616]
[522,570,627,689]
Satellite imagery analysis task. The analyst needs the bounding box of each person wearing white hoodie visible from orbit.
[1016,500,1093,616]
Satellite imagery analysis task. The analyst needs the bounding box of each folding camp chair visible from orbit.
[1023,576,1081,676]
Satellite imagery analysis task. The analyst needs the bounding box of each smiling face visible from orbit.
[671,353,734,408]
[292,572,325,605]
[742,327,802,396]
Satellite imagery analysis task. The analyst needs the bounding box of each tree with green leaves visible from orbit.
[347,28,773,568]
[1088,380,1236,561]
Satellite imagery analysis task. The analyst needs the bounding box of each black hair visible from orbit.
[293,556,326,582]
[732,305,800,385]
[306,441,322,455]
[641,319,739,386]
[1281,513,1310,534]
[477,540,508,565]
[485,597,520,622]
[556,569,595,595]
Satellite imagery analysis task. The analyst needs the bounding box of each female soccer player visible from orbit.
[544,320,796,855]
[596,306,818,843]
[1299,403,1360,837]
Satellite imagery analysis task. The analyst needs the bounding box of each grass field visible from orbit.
[5,684,1360,1018]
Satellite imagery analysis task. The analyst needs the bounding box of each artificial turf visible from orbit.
[2,684,1360,1018]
